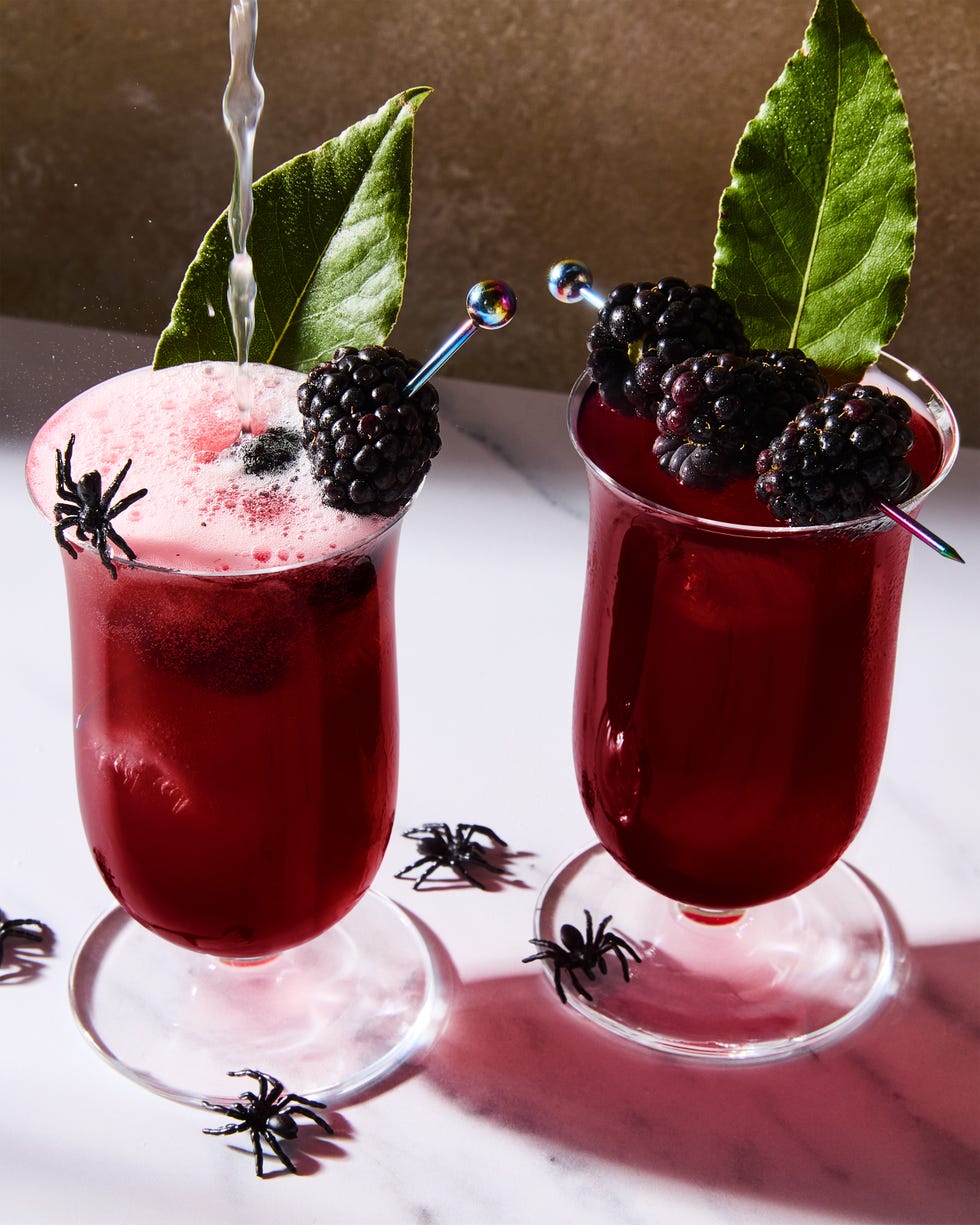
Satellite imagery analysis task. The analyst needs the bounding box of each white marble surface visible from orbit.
[2,318,978,1224]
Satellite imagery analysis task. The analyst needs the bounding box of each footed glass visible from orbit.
[27,364,446,1105]
[532,354,958,1062]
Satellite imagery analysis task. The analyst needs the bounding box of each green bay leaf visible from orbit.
[712,0,915,377]
[154,86,431,371]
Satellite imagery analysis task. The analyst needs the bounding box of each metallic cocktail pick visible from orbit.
[547,259,964,563]
[877,500,964,563]
[548,259,606,311]
[404,280,517,396]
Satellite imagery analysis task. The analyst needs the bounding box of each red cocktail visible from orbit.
[573,365,945,911]
[532,353,958,1060]
[66,528,398,959]
[27,361,438,1102]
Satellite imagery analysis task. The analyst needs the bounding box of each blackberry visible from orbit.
[587,278,748,419]
[749,348,827,407]
[653,350,822,489]
[298,346,440,516]
[755,384,915,526]
[238,426,303,476]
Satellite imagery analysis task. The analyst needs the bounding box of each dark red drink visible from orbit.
[65,532,399,958]
[29,362,405,960]
[571,360,951,910]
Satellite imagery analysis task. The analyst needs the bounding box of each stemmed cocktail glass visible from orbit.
[530,353,958,1062]
[26,361,446,1106]
[26,276,514,1105]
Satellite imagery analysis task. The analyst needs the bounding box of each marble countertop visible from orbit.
[2,318,978,1224]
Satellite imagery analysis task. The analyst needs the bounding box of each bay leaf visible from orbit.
[154,86,431,371]
[712,0,915,377]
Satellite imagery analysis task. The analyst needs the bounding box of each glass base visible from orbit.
[69,892,448,1106]
[531,845,907,1064]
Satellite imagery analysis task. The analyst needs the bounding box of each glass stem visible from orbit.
[677,903,746,926]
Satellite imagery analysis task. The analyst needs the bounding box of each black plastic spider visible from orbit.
[395,821,508,889]
[0,911,45,968]
[54,434,147,579]
[523,909,641,1005]
[202,1069,334,1177]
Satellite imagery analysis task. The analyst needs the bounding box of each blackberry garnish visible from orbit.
[587,279,748,419]
[239,426,303,476]
[755,384,915,526]
[653,350,821,489]
[298,346,441,516]
[749,348,828,407]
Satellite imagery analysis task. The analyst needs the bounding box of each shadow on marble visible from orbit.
[0,917,55,986]
[426,939,980,1223]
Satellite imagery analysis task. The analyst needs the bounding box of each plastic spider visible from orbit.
[523,909,641,1004]
[395,821,508,889]
[0,911,45,968]
[202,1069,333,1177]
[54,433,147,579]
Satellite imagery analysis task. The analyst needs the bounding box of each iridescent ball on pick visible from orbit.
[547,260,594,303]
[466,280,517,329]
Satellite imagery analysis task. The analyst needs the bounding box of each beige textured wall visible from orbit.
[2,0,978,442]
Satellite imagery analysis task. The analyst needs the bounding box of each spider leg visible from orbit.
[462,848,506,875]
[522,939,563,957]
[565,966,595,1002]
[202,1120,250,1136]
[106,485,148,520]
[261,1128,297,1175]
[280,1091,328,1112]
[552,965,570,1005]
[202,1098,247,1120]
[53,519,79,559]
[401,824,441,840]
[521,950,555,967]
[94,531,119,579]
[394,853,432,879]
[106,522,138,561]
[411,860,445,890]
[284,1105,334,1135]
[56,436,79,500]
[608,935,641,972]
[251,1130,267,1178]
[608,932,641,960]
[462,823,509,847]
[609,944,636,982]
[99,457,133,507]
[578,957,600,982]
[233,1068,281,1102]
[202,1099,249,1136]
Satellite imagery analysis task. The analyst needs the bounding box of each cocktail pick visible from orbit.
[876,500,964,562]
[547,259,964,563]
[403,280,517,396]
[548,259,606,312]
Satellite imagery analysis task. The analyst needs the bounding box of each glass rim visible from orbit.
[567,351,960,540]
[26,362,412,580]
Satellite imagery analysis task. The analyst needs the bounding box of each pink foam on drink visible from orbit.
[27,362,384,573]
